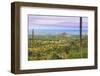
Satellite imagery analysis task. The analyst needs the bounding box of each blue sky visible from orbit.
[28,15,88,35]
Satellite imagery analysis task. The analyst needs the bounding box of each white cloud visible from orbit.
[31,19,64,25]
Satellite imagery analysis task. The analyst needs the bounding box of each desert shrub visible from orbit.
[28,35,88,60]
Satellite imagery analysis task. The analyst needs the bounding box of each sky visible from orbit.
[28,15,88,35]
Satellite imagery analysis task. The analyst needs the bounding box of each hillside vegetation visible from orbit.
[28,34,88,60]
